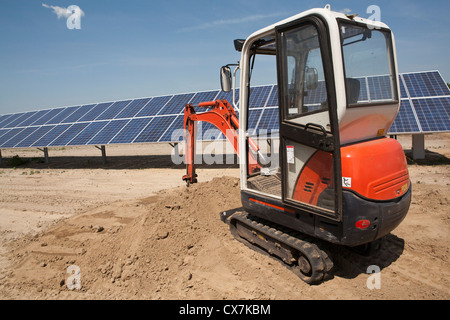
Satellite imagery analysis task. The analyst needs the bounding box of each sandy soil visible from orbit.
[0,134,448,300]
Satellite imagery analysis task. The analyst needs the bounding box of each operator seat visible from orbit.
[346,78,361,104]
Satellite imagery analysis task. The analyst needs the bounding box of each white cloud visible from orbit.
[42,3,84,19]
[340,8,352,14]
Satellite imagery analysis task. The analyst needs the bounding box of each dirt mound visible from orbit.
[1,177,243,299]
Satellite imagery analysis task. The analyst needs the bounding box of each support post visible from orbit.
[37,148,49,164]
[169,142,179,159]
[44,147,49,164]
[100,145,107,164]
[0,149,2,165]
[94,145,107,164]
[37,148,50,164]
[412,134,425,160]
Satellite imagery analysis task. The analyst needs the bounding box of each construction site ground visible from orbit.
[0,134,449,300]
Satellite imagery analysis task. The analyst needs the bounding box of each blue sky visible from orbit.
[0,0,449,114]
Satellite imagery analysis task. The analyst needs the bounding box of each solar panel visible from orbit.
[159,93,195,115]
[6,111,38,128]
[115,98,151,119]
[0,128,10,140]
[0,128,26,147]
[412,97,450,133]
[46,106,80,125]
[1,126,40,148]
[15,126,55,148]
[135,96,171,117]
[49,123,90,146]
[134,116,177,143]
[109,118,153,144]
[190,90,220,106]
[159,115,184,142]
[67,121,109,146]
[248,108,264,133]
[249,86,272,109]
[87,119,130,145]
[367,75,394,101]
[402,71,450,98]
[266,85,278,107]
[78,102,112,122]
[62,104,96,123]
[0,113,26,129]
[31,124,71,147]
[18,109,52,127]
[258,107,279,133]
[389,100,421,134]
[0,71,447,152]
[96,100,132,121]
[32,108,65,126]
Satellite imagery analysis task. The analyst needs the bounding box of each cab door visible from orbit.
[275,16,342,221]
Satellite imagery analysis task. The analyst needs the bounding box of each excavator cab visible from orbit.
[184,6,411,284]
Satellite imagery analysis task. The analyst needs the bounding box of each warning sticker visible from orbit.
[342,177,352,188]
[286,146,295,164]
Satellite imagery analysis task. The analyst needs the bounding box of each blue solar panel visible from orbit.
[248,108,263,132]
[136,96,172,117]
[18,109,51,127]
[160,93,195,115]
[190,91,220,106]
[46,106,80,125]
[368,75,394,101]
[389,100,421,134]
[78,102,112,122]
[134,116,177,143]
[87,119,130,145]
[399,76,408,99]
[0,113,26,129]
[266,85,278,107]
[159,115,184,142]
[0,126,39,148]
[96,100,131,121]
[109,118,153,144]
[67,121,109,146]
[15,126,55,148]
[62,104,96,123]
[249,86,272,109]
[403,71,450,98]
[115,98,151,119]
[49,123,90,146]
[6,111,38,128]
[0,128,26,147]
[412,97,450,132]
[0,115,11,126]
[32,108,65,126]
[32,124,71,147]
[0,128,10,140]
[258,108,279,133]
[215,88,240,108]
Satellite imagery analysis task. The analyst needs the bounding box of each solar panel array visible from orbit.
[0,71,448,149]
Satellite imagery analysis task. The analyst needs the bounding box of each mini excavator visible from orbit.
[182,5,411,284]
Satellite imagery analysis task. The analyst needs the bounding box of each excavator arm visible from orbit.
[182,99,261,186]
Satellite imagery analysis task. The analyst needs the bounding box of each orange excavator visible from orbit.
[182,5,411,284]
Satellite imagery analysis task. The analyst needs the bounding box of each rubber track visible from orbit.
[230,211,334,285]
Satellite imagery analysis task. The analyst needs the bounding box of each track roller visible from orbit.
[228,211,333,285]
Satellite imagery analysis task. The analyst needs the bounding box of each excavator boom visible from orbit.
[182,99,260,186]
